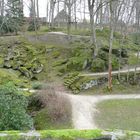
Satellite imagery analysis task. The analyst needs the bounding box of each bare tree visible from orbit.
[135,0,140,30]
[50,0,56,28]
[64,0,76,38]
[0,0,4,17]
[87,0,98,57]
[108,0,115,90]
[36,0,40,26]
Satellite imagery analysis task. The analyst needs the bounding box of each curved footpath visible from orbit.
[81,67,140,77]
[61,93,140,130]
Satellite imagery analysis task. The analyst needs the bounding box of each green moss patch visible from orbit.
[0,68,29,88]
[39,129,102,139]
[1,129,140,140]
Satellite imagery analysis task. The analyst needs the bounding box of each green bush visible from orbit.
[91,58,106,72]
[0,82,33,130]
[28,20,40,31]
[112,56,119,70]
[131,33,140,45]
[67,56,90,71]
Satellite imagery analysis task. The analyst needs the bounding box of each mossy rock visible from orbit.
[0,57,4,67]
[0,39,44,80]
[112,56,119,70]
[19,67,33,79]
[31,61,44,74]
[53,59,68,67]
[67,57,87,71]
[52,50,61,58]
[3,59,15,68]
[0,68,29,88]
[91,58,106,72]
[58,65,68,73]
[24,63,33,69]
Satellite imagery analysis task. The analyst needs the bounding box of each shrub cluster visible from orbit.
[0,82,33,130]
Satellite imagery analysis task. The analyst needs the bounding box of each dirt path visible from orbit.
[63,93,140,130]
[81,67,140,77]
[67,94,99,129]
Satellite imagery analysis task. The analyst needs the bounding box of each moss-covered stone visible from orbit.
[19,67,33,79]
[0,68,29,88]
[0,129,140,140]
[91,58,106,72]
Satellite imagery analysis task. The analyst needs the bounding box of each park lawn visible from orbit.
[95,99,140,131]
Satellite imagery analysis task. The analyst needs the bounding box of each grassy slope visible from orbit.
[95,99,140,131]
[0,29,139,88]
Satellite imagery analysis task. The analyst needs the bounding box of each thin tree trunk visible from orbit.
[88,0,98,58]
[33,0,37,39]
[67,5,71,39]
[51,1,55,28]
[108,0,114,90]
[1,0,4,17]
[134,50,140,82]
[74,0,77,30]
[36,0,40,28]
[46,1,49,24]
[99,0,103,27]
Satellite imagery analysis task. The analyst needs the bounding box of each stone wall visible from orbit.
[0,130,139,140]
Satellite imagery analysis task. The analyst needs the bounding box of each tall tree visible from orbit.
[36,0,40,27]
[87,0,98,57]
[64,0,76,38]
[50,0,56,28]
[108,0,115,90]
[135,0,140,30]
[0,0,4,17]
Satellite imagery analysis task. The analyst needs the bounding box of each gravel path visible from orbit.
[64,93,140,130]
[81,67,140,77]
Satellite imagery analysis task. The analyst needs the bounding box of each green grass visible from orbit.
[95,99,140,131]
[1,129,140,140]
[0,129,102,140]
[34,108,72,130]
[40,129,102,139]
[128,53,140,66]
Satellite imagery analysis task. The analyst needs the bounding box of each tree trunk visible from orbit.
[0,0,4,17]
[36,0,40,28]
[134,50,140,82]
[99,0,103,27]
[89,8,98,57]
[74,0,77,30]
[51,1,55,28]
[46,1,49,23]
[88,0,98,58]
[67,5,71,39]
[108,0,114,90]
